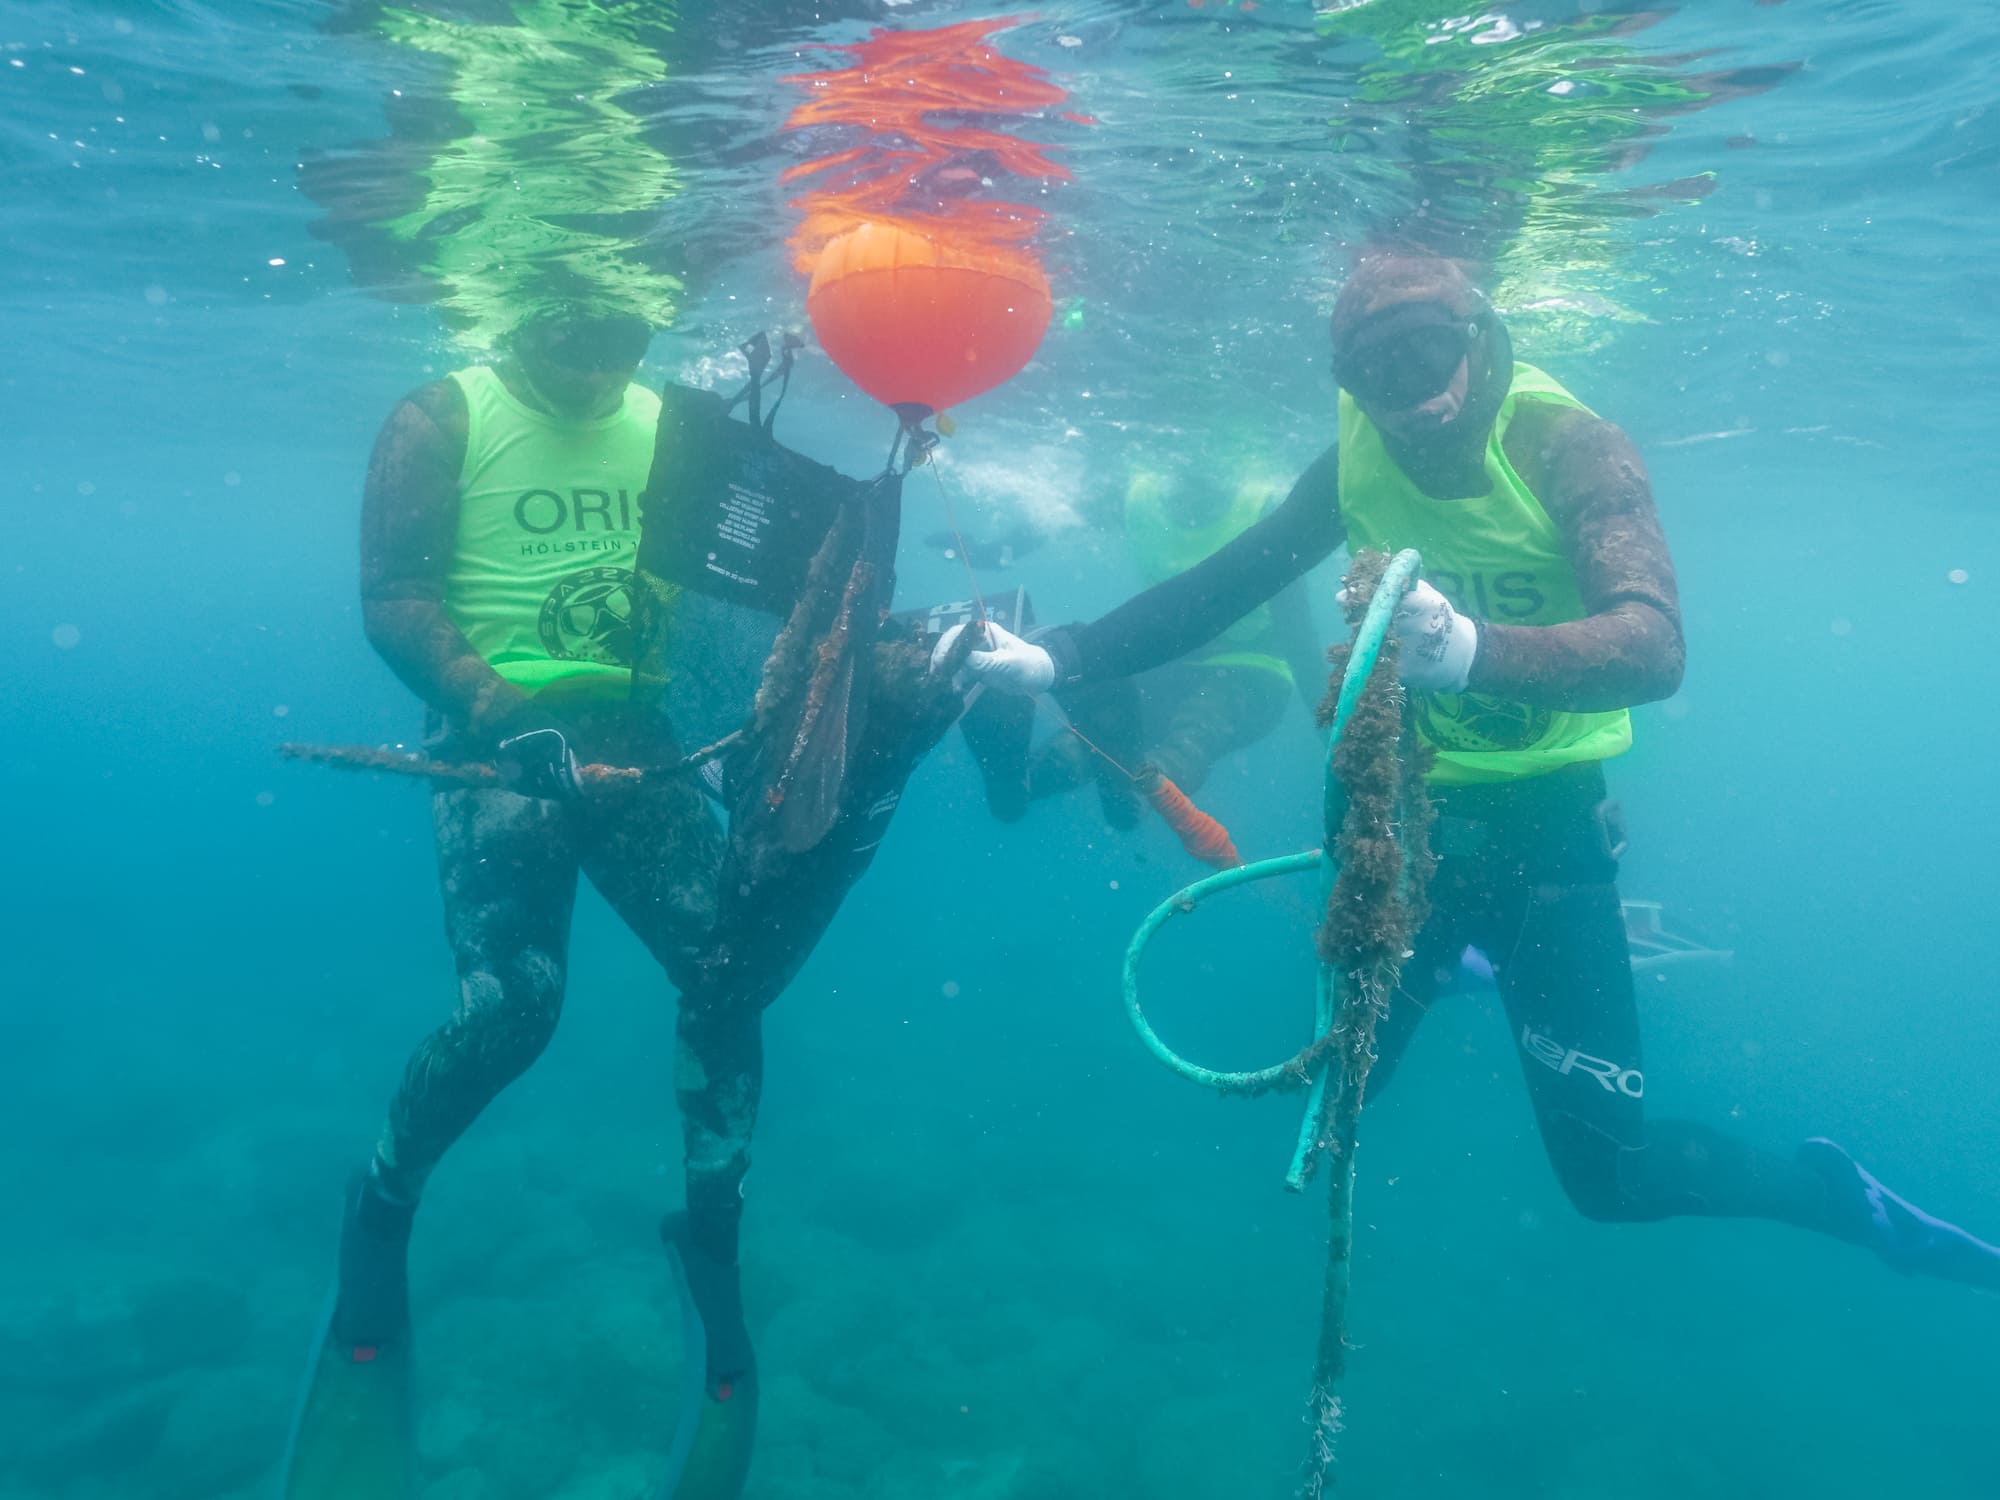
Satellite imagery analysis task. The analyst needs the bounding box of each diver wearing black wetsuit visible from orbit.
[288,312,967,1500]
[948,253,2000,1289]
[355,315,729,1237]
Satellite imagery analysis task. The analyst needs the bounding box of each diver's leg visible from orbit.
[281,783,579,1499]
[1144,664,1289,794]
[673,1000,763,1278]
[1361,865,1470,1101]
[958,688,1037,823]
[575,750,725,985]
[1497,879,1852,1232]
[369,783,580,1202]
[658,996,763,1498]
[575,721,760,1497]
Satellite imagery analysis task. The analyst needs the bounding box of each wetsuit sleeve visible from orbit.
[1468,406,1685,711]
[359,379,527,737]
[1049,445,1345,684]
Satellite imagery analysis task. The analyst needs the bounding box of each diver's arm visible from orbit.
[359,380,528,737]
[1468,408,1685,711]
[1048,445,1345,684]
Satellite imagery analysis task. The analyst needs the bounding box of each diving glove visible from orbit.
[930,620,1056,697]
[1389,578,1478,694]
[494,718,585,801]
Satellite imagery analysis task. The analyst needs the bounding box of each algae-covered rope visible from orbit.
[1120,547,1429,1498]
[1120,548,1420,1138]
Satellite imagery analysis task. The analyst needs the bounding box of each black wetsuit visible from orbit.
[360,375,737,1206]
[1037,409,1862,1242]
[390,704,724,1199]
[360,370,950,1275]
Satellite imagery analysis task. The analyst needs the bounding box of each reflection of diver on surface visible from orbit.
[957,469,1321,838]
[281,316,968,1500]
[1314,1,1797,348]
[945,250,2000,1294]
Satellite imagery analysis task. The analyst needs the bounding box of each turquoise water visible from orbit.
[6,2,1999,1497]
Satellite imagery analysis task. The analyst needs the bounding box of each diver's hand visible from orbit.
[494,721,585,801]
[1391,579,1478,694]
[930,621,1056,696]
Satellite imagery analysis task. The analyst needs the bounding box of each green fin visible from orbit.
[279,1290,415,1500]
[666,1371,759,1500]
[662,1214,757,1499]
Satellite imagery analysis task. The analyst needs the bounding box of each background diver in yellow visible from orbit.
[971,470,1323,833]
[942,250,2000,1292]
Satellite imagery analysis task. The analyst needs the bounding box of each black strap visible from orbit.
[882,413,939,478]
[761,332,800,435]
[726,332,771,427]
[723,331,802,437]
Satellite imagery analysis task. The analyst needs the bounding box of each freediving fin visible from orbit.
[660,1212,758,1500]
[279,1173,416,1500]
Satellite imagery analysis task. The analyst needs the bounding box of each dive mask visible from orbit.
[1334,302,1481,411]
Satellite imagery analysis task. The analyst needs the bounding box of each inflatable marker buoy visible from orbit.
[807,221,1051,416]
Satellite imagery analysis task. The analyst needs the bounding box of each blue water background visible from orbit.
[5,1,1998,1496]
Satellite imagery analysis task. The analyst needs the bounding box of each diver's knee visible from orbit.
[1539,1111,1653,1223]
[458,952,565,1075]
[1144,742,1187,784]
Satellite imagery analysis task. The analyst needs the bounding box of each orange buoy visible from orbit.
[807,221,1052,415]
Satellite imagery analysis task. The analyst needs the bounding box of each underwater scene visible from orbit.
[6,1,1999,1496]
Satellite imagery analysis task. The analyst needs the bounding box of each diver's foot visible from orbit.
[1798,1138,2000,1291]
[280,1170,418,1500]
[333,1167,416,1354]
[660,1212,759,1500]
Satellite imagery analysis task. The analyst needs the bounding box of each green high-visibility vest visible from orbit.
[1124,472,1292,684]
[1337,363,1634,785]
[441,364,662,698]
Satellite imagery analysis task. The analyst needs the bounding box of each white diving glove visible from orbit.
[930,620,1056,696]
[1390,577,1478,694]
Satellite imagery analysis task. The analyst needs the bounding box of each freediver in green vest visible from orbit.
[938,250,2000,1292]
[959,468,1320,831]
[281,305,966,1500]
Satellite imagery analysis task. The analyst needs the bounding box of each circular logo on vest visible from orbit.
[538,566,636,664]
[1415,691,1552,754]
